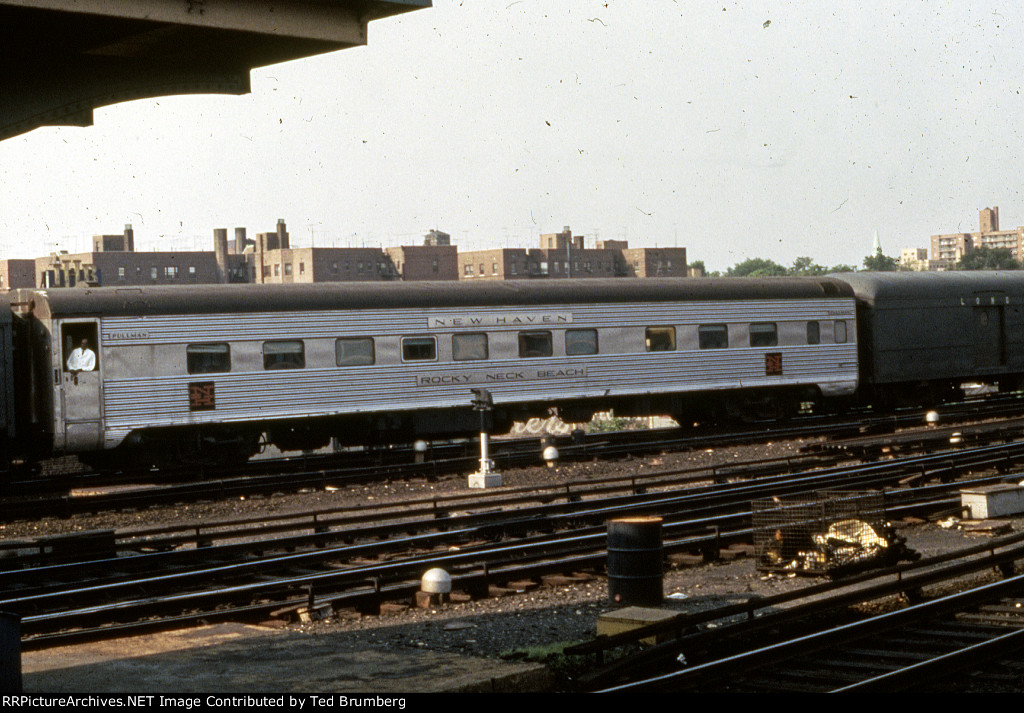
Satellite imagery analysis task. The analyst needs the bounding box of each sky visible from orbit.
[2,1,1024,271]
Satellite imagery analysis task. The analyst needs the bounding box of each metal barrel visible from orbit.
[0,612,21,693]
[607,516,664,606]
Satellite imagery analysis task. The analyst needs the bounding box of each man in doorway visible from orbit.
[67,338,96,373]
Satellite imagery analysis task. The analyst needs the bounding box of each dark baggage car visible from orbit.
[835,271,1024,405]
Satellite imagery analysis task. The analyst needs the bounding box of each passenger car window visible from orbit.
[749,323,778,347]
[807,321,821,345]
[187,343,230,374]
[402,336,437,361]
[698,324,729,349]
[645,327,676,352]
[566,328,598,355]
[61,323,99,372]
[335,338,375,366]
[263,340,305,370]
[518,331,553,358]
[834,320,848,344]
[452,333,488,361]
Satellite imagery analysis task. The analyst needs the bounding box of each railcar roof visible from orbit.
[833,271,1024,303]
[13,278,853,318]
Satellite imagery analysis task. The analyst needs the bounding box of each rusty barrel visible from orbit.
[607,516,663,606]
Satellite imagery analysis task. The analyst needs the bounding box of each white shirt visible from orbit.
[67,347,96,372]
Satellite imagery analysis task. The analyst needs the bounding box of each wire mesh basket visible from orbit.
[752,490,892,576]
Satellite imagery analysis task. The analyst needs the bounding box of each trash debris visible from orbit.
[753,492,919,577]
[666,592,689,600]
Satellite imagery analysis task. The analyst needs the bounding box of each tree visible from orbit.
[862,249,899,272]
[790,256,827,275]
[955,247,1020,270]
[726,257,789,277]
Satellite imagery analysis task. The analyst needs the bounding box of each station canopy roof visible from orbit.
[0,0,430,141]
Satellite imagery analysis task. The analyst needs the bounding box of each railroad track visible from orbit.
[598,569,1024,693]
[8,389,1024,495]
[5,440,1024,649]
[6,393,1024,518]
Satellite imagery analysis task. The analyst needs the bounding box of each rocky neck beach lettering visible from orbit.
[417,366,585,386]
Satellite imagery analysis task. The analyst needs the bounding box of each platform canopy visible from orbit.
[0,0,430,141]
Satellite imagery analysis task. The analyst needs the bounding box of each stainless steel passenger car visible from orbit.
[834,271,1024,405]
[9,278,859,466]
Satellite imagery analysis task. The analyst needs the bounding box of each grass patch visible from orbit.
[500,641,592,682]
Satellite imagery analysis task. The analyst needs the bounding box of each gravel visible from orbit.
[6,436,1024,690]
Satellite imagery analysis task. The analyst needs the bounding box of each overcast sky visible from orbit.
[2,1,1023,271]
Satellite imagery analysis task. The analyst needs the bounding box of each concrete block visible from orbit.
[961,484,1024,519]
[596,607,685,645]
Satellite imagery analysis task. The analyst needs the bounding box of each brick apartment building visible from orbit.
[459,226,687,280]
[252,221,457,283]
[31,224,249,288]
[931,207,1024,265]
[0,259,34,289]
[385,245,458,281]
[4,223,691,289]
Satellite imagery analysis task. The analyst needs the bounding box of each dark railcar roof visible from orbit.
[833,271,1024,304]
[14,277,854,318]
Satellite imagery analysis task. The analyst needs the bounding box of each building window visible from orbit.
[274,264,280,276]
[518,331,553,358]
[165,266,178,280]
[187,343,231,374]
[432,259,439,273]
[453,333,488,361]
[284,263,292,276]
[479,263,485,275]
[263,340,305,370]
[188,265,197,279]
[262,265,271,277]
[117,267,126,280]
[335,338,375,366]
[698,324,729,349]
[645,327,676,352]
[299,262,305,275]
[150,267,158,280]
[402,336,437,361]
[464,264,474,276]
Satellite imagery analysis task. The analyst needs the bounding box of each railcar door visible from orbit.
[972,305,1006,369]
[57,319,103,451]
